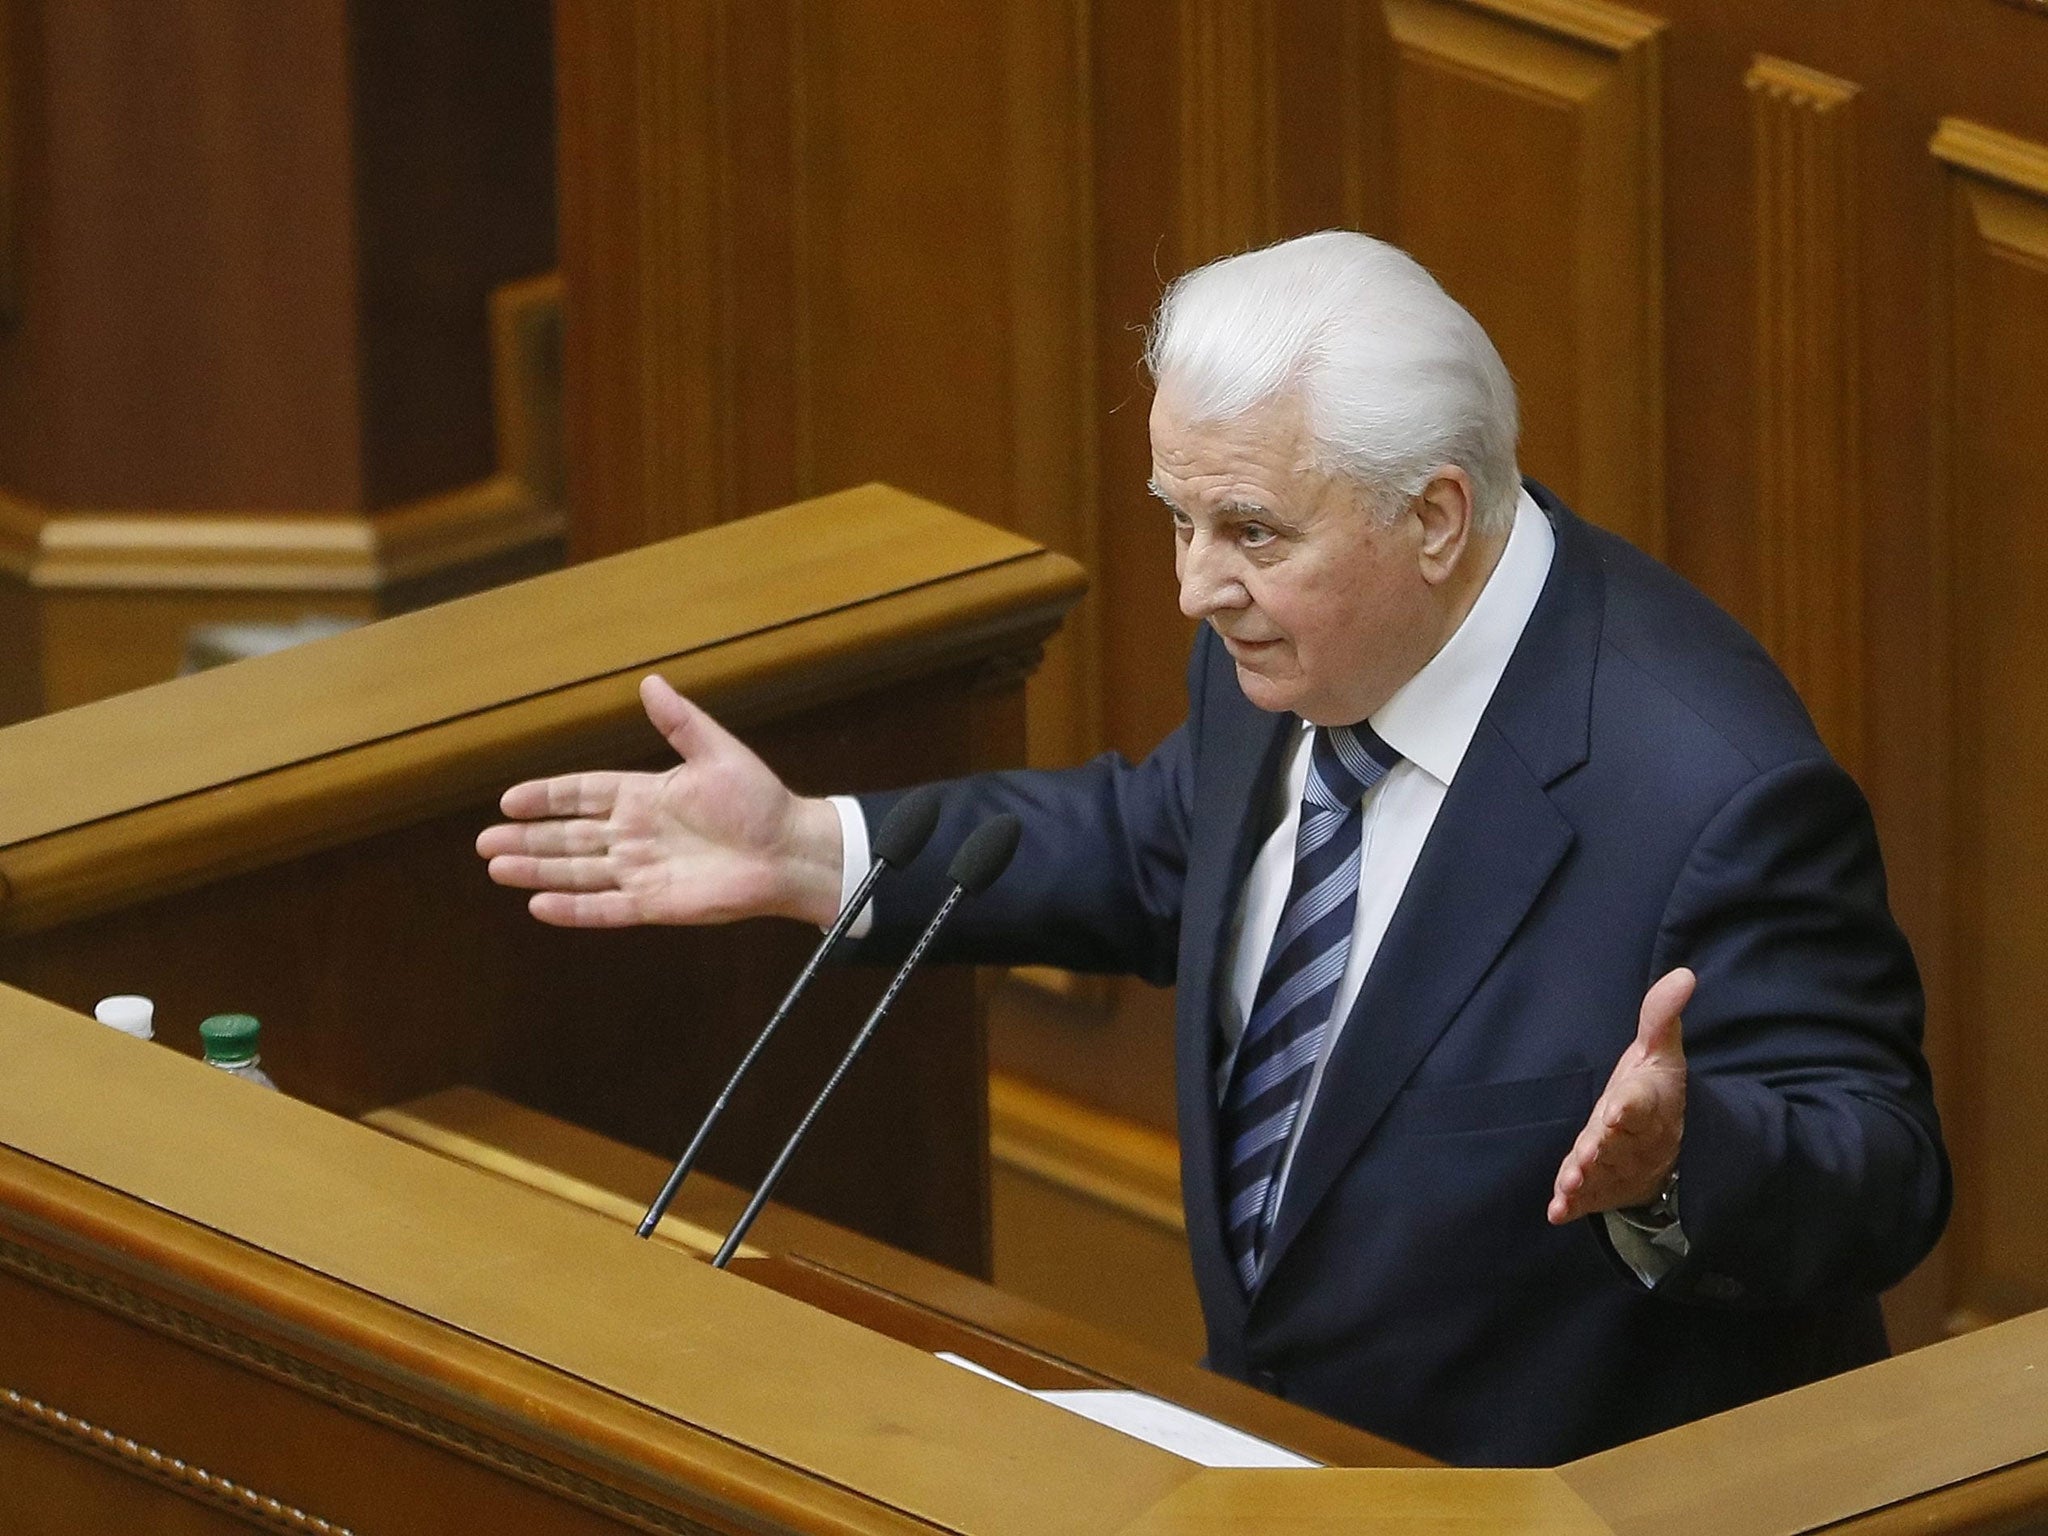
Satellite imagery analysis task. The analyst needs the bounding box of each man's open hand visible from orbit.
[475,676,844,929]
[1548,967,1693,1224]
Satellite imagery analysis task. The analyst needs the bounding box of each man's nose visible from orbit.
[1178,536,1245,620]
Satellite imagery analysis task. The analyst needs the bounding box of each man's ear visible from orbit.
[1412,467,1476,586]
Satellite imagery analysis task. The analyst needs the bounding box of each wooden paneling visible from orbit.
[554,0,1103,770]
[987,1074,1206,1360]
[0,0,16,328]
[1001,2,1103,769]
[0,1,361,510]
[1559,1306,2048,1536]
[1931,117,2048,1332]
[0,0,549,507]
[1177,0,1279,265]
[0,269,566,713]
[1,1412,355,1536]
[347,0,558,511]
[1381,0,1665,555]
[1747,59,1862,770]
[0,0,558,717]
[551,0,727,552]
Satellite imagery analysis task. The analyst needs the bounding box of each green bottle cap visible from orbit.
[199,1013,261,1066]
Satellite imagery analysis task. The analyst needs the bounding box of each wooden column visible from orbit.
[0,0,562,716]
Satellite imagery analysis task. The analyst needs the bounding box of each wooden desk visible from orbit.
[365,1084,1429,1473]
[3,991,2045,1534]
[0,484,1085,1274]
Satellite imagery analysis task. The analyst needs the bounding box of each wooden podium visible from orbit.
[1,489,2044,1534]
[0,484,1085,1278]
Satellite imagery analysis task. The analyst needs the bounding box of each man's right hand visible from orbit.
[475,675,845,929]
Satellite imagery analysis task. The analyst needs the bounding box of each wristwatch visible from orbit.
[1618,1167,1681,1231]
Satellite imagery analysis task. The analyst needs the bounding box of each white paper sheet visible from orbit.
[935,1352,1320,1468]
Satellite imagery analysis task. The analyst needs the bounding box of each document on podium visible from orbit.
[936,1352,1319,1469]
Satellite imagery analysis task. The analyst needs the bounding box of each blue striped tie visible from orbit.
[1221,722,1398,1292]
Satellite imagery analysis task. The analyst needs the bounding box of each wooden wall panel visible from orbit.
[0,0,17,327]
[1177,0,1279,264]
[551,0,727,552]
[555,0,1102,769]
[0,0,560,717]
[988,1075,1206,1362]
[1932,117,2048,1332]
[1002,4,1102,767]
[1381,0,1665,554]
[796,9,1011,524]
[1747,58,1862,769]
[349,0,560,511]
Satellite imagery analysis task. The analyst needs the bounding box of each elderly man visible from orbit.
[479,231,1949,1465]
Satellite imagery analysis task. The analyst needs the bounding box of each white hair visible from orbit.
[1144,230,1521,535]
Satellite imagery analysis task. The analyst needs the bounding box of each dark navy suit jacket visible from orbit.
[857,486,1949,1465]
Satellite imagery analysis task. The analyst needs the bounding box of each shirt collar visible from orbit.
[1362,487,1555,786]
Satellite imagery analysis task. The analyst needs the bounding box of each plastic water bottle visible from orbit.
[199,1013,278,1090]
[93,995,155,1041]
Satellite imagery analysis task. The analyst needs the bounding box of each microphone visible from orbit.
[636,784,944,1238]
[711,813,1021,1267]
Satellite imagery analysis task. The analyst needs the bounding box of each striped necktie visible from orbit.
[1221,722,1399,1292]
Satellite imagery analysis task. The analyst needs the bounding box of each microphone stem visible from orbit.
[712,882,966,1267]
[636,856,889,1238]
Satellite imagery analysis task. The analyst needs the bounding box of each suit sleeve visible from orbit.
[847,733,1193,982]
[844,633,1225,981]
[1635,756,1951,1307]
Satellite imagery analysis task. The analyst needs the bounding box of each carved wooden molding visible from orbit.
[0,479,562,594]
[1933,117,2048,199]
[1455,0,1662,50]
[1932,116,2048,1334]
[1,1384,357,1535]
[1178,0,1278,263]
[0,0,15,327]
[1382,0,1666,555]
[1747,57,1863,769]
[969,643,1049,698]
[0,275,566,592]
[0,1235,722,1536]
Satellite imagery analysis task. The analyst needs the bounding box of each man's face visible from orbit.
[1149,388,1443,726]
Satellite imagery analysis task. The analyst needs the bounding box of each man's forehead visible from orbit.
[1150,402,1321,492]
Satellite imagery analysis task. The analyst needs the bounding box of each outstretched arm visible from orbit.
[476,675,845,928]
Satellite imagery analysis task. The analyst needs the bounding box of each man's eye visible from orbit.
[1239,524,1275,548]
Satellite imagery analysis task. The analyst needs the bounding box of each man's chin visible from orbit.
[1233,662,1298,714]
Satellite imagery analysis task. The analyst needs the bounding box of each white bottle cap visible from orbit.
[94,995,155,1041]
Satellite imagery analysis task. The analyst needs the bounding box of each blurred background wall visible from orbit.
[4,0,2045,1365]
[0,0,562,710]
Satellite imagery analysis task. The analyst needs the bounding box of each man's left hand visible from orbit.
[1548,967,1694,1224]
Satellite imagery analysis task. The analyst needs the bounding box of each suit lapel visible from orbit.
[1177,638,1292,1328]
[1254,487,1605,1290]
